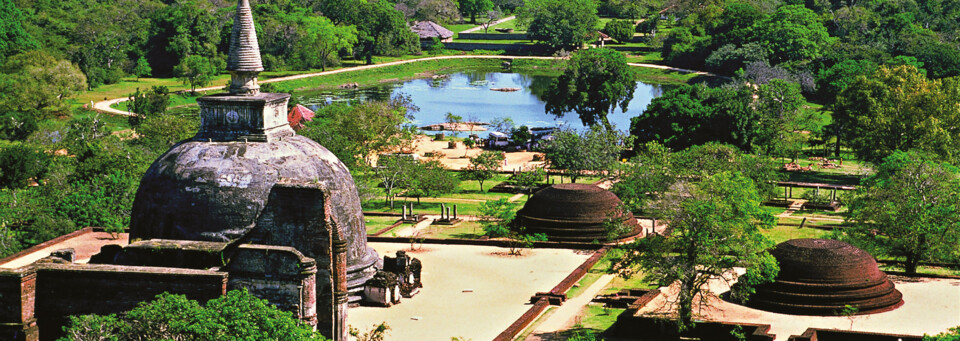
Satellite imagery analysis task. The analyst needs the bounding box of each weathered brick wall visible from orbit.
[225,244,317,326]
[35,264,227,341]
[248,183,338,337]
[0,267,37,341]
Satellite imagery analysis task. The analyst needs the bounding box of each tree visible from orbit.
[602,20,634,43]
[925,326,960,341]
[508,167,546,196]
[611,141,674,212]
[353,0,422,64]
[750,5,833,65]
[479,198,520,237]
[461,151,505,191]
[295,16,358,71]
[132,56,152,80]
[173,55,217,93]
[613,171,779,331]
[844,151,960,275]
[402,160,459,203]
[299,95,417,168]
[516,0,600,51]
[480,9,502,33]
[489,117,514,134]
[543,48,636,130]
[834,65,960,164]
[60,290,327,341]
[458,0,494,24]
[127,86,170,124]
[0,51,87,114]
[509,125,532,146]
[0,0,37,60]
[0,144,50,197]
[375,154,419,208]
[0,110,37,141]
[539,126,629,183]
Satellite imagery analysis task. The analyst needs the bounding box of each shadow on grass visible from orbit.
[784,171,862,186]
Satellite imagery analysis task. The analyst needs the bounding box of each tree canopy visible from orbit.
[60,290,327,341]
[613,171,778,331]
[539,126,629,183]
[544,48,637,130]
[834,65,960,164]
[516,0,600,50]
[844,151,960,274]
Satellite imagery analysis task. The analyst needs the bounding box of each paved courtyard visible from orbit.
[348,242,592,341]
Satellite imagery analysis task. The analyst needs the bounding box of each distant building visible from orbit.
[410,21,454,44]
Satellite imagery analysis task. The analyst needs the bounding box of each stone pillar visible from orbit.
[446,207,451,220]
[440,204,446,219]
[401,206,407,220]
[332,239,349,341]
[453,205,458,220]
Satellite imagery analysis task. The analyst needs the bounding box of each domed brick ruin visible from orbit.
[746,238,903,315]
[516,183,642,242]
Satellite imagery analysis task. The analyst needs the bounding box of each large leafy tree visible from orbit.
[403,159,459,202]
[299,95,417,168]
[539,126,629,183]
[0,51,87,114]
[173,55,217,93]
[613,171,779,331]
[60,290,327,341]
[294,16,357,71]
[352,0,422,64]
[544,48,637,130]
[844,151,960,274]
[834,65,960,164]
[516,0,600,51]
[750,5,833,65]
[457,0,494,24]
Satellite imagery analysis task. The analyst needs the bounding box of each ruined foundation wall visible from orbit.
[35,264,227,341]
[0,268,38,341]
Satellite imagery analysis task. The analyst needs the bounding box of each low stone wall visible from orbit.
[788,328,922,341]
[367,236,606,250]
[444,42,548,53]
[458,33,529,40]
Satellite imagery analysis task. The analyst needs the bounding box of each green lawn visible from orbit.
[364,216,402,235]
[762,224,832,244]
[443,22,479,33]
[417,221,485,239]
[486,19,524,33]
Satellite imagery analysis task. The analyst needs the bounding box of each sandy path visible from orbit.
[527,274,616,339]
[459,16,517,33]
[349,242,591,341]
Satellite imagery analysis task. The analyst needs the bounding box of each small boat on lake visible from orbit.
[490,87,521,92]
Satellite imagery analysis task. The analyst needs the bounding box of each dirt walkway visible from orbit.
[526,274,617,340]
[459,16,516,33]
[92,55,725,117]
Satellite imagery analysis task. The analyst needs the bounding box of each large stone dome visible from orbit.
[129,133,380,300]
[516,183,641,242]
[746,238,903,315]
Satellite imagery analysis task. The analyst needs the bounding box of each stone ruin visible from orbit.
[515,183,642,242]
[0,1,421,340]
[365,251,423,306]
[745,238,903,315]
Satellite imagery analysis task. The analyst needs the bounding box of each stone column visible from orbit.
[453,205,458,220]
[332,239,349,341]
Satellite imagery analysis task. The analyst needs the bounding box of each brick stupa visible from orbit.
[516,183,642,242]
[746,239,904,315]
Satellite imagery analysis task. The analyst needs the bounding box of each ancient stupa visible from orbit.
[746,239,904,315]
[128,0,381,337]
[515,183,642,242]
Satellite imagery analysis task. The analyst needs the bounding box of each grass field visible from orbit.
[364,216,402,235]
[417,221,485,239]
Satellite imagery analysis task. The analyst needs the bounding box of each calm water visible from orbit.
[297,71,668,135]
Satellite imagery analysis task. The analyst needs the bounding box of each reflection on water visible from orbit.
[297,71,669,135]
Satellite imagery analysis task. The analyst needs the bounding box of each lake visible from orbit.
[297,70,668,136]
